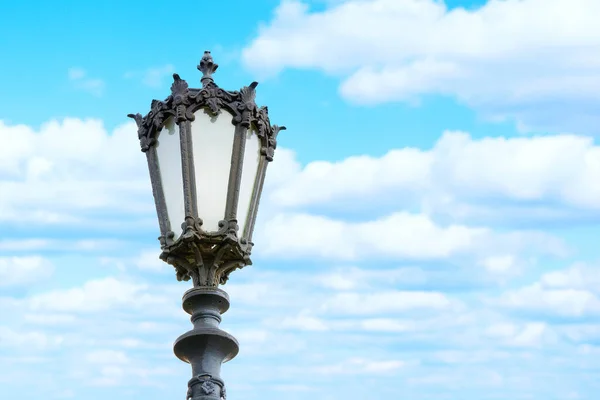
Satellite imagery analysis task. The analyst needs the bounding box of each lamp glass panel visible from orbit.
[155,117,185,240]
[190,109,236,232]
[237,127,261,237]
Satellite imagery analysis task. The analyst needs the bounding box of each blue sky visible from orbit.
[1,0,600,399]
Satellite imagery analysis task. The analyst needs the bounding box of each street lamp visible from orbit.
[128,51,285,400]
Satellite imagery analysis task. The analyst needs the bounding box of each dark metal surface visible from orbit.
[243,156,268,243]
[128,51,285,288]
[129,51,285,399]
[224,124,248,222]
[176,287,237,400]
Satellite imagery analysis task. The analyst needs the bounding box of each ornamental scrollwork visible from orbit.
[186,374,225,400]
[200,380,217,395]
[161,216,250,287]
[128,51,284,161]
[171,74,192,123]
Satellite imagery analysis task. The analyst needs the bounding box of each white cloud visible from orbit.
[111,338,163,349]
[100,250,169,273]
[68,67,105,96]
[320,271,358,290]
[0,117,589,249]
[279,314,329,331]
[28,277,170,313]
[243,0,600,132]
[83,349,175,387]
[134,250,167,272]
[67,68,86,80]
[256,210,561,261]
[480,255,517,274]
[226,282,281,306]
[498,284,600,318]
[510,323,555,347]
[124,64,175,88]
[486,322,557,347]
[0,119,151,227]
[23,313,77,325]
[0,256,53,287]
[322,290,454,315]
[0,327,64,350]
[1,114,596,397]
[431,349,513,365]
[266,131,600,225]
[313,358,405,375]
[561,324,600,344]
[231,329,307,356]
[430,132,600,207]
[234,329,269,344]
[496,263,600,318]
[360,318,416,332]
[257,211,488,260]
[268,147,431,208]
[478,255,529,282]
[407,369,504,388]
[86,350,130,365]
[540,263,600,292]
[317,266,464,291]
[0,240,133,260]
[272,384,314,392]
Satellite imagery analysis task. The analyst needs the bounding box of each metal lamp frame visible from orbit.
[129,51,285,288]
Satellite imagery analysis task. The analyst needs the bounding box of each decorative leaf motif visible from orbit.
[240,81,258,103]
[159,215,250,287]
[171,73,189,97]
[200,381,217,395]
[237,82,258,128]
[207,96,221,115]
[171,74,190,123]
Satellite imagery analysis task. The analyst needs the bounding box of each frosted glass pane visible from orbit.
[190,109,235,232]
[156,117,185,240]
[237,128,260,237]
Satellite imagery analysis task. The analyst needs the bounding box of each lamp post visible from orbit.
[128,51,285,400]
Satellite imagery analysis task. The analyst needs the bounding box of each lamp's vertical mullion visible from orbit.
[224,124,248,223]
[243,155,268,242]
[146,144,171,237]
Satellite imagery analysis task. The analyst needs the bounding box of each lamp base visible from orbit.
[174,287,238,400]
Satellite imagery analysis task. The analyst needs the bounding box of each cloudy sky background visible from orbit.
[1,0,600,399]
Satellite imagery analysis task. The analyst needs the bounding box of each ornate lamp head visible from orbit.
[128,51,285,287]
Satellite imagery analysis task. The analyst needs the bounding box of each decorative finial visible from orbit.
[197,51,219,87]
